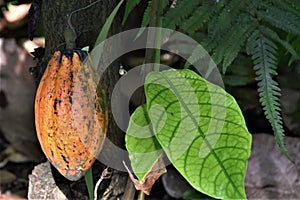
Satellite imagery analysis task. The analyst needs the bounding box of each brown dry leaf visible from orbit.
[123,156,166,195]
[0,146,31,168]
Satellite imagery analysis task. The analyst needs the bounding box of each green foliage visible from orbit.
[258,2,300,35]
[125,105,162,180]
[287,34,300,65]
[121,0,300,197]
[159,0,300,158]
[212,15,257,72]
[126,69,252,199]
[222,54,255,87]
[93,0,124,47]
[127,0,170,37]
[140,0,169,28]
[84,168,94,200]
[122,0,142,24]
[163,0,202,30]
[246,29,290,159]
[91,0,124,70]
[164,0,300,72]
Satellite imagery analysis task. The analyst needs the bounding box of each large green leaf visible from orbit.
[126,69,252,199]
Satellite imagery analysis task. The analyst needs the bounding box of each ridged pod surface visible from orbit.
[35,50,107,181]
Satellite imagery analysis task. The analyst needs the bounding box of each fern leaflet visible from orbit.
[260,25,299,59]
[181,0,216,34]
[246,30,291,159]
[122,0,142,24]
[258,3,300,35]
[139,0,169,28]
[208,0,247,39]
[222,18,257,73]
[163,0,201,30]
[273,0,300,16]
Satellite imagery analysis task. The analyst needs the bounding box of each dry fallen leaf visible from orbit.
[123,156,166,195]
[0,146,31,168]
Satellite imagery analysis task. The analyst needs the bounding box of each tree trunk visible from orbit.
[37,0,126,198]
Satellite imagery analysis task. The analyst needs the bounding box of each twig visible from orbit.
[94,168,111,200]
[137,191,145,200]
[122,176,136,200]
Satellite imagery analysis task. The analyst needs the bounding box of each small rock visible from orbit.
[28,162,67,200]
[245,133,300,199]
[281,87,300,135]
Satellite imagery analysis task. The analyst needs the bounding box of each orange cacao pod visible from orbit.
[35,50,107,181]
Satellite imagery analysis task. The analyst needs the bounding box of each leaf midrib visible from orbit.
[147,71,243,198]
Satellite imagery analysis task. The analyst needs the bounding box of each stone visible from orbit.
[245,133,300,199]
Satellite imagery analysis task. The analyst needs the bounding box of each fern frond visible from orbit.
[221,17,257,73]
[258,4,300,35]
[122,0,142,25]
[260,25,299,59]
[140,0,152,28]
[181,6,213,34]
[287,34,300,65]
[246,30,291,159]
[210,15,257,72]
[136,0,169,37]
[273,0,300,16]
[182,33,219,69]
[163,0,201,30]
[140,0,169,28]
[184,11,257,72]
[181,0,216,34]
[184,44,208,69]
[208,0,247,39]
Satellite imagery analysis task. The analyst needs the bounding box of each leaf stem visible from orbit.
[144,0,163,72]
[137,191,145,200]
[137,0,163,105]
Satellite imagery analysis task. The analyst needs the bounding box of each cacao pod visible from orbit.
[35,50,107,181]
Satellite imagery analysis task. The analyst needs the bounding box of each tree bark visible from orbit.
[42,0,117,54]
